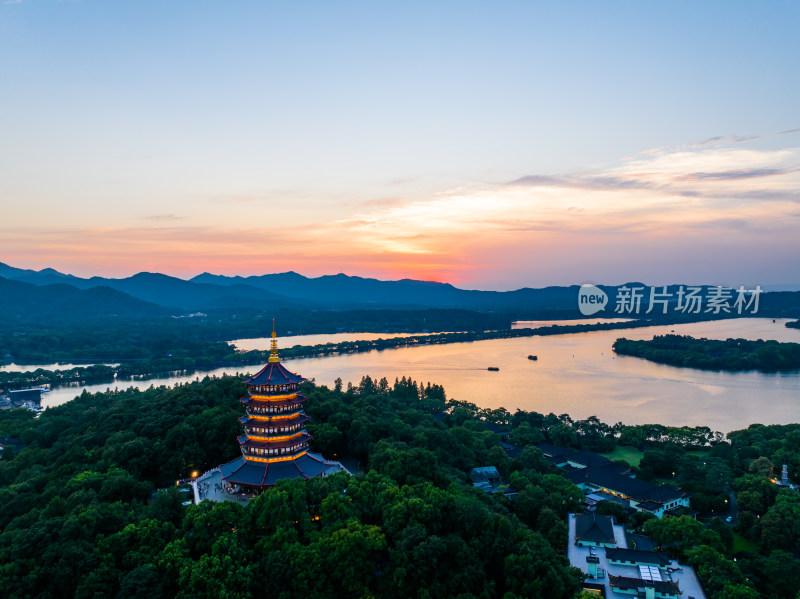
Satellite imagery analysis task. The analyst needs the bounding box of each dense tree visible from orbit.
[685,545,758,599]
[0,376,587,599]
[614,334,800,372]
[4,370,799,598]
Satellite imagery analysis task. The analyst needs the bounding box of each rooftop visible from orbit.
[244,361,305,387]
[535,442,572,458]
[608,574,680,595]
[237,432,311,450]
[567,513,707,599]
[471,466,501,483]
[574,512,616,545]
[606,547,671,567]
[567,464,686,504]
[220,453,334,487]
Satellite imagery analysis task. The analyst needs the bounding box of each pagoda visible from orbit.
[219,325,338,490]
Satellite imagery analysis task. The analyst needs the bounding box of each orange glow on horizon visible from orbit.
[3,145,798,288]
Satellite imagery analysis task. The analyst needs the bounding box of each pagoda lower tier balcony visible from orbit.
[242,444,310,460]
[241,394,307,413]
[243,421,308,436]
[239,412,311,434]
[237,432,312,451]
[240,438,311,459]
[244,391,307,403]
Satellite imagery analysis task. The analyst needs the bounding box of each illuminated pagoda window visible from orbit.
[219,323,339,489]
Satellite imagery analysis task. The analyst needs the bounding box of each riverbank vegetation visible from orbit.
[2,376,799,598]
[613,334,800,372]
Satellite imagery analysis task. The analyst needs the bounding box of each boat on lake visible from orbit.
[487,367,499,371]
[527,355,538,361]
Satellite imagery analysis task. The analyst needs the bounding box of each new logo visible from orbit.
[578,284,608,315]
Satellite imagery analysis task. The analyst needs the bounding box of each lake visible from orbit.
[41,318,800,433]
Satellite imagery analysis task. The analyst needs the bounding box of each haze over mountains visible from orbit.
[1,262,799,318]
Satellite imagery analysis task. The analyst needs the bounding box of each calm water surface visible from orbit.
[42,318,800,432]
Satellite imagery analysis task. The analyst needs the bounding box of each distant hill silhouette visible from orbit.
[0,276,169,324]
[75,272,307,311]
[191,271,585,311]
[1,263,586,311]
[0,264,308,311]
[1,262,799,317]
[0,262,83,286]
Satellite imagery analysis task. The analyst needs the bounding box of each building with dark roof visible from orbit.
[556,449,690,518]
[606,548,671,568]
[219,326,341,491]
[535,442,570,458]
[608,574,681,599]
[567,512,707,599]
[536,441,690,518]
[535,443,630,474]
[574,512,617,547]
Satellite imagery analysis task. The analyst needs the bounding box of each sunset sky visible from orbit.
[1,1,798,290]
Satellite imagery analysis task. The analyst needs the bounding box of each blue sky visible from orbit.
[1,1,798,289]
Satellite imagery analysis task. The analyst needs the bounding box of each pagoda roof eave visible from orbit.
[220,453,335,487]
[244,362,305,386]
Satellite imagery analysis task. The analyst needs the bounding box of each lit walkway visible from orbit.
[192,469,253,506]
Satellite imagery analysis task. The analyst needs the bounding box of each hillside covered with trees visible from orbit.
[1,376,799,598]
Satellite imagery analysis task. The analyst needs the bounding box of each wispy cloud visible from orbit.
[691,134,762,148]
[142,214,182,222]
[693,135,726,147]
[326,144,800,263]
[675,168,787,182]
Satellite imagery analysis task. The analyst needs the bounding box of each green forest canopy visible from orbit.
[1,375,799,598]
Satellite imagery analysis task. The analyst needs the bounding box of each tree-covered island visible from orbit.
[613,334,800,372]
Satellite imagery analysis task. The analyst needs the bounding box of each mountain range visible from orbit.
[1,262,799,318]
[0,262,584,313]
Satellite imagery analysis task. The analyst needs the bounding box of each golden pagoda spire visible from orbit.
[269,318,280,363]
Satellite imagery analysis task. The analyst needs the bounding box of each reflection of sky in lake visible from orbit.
[42,319,800,433]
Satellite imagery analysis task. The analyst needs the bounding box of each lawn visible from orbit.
[686,449,711,458]
[600,445,644,467]
[733,532,757,554]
